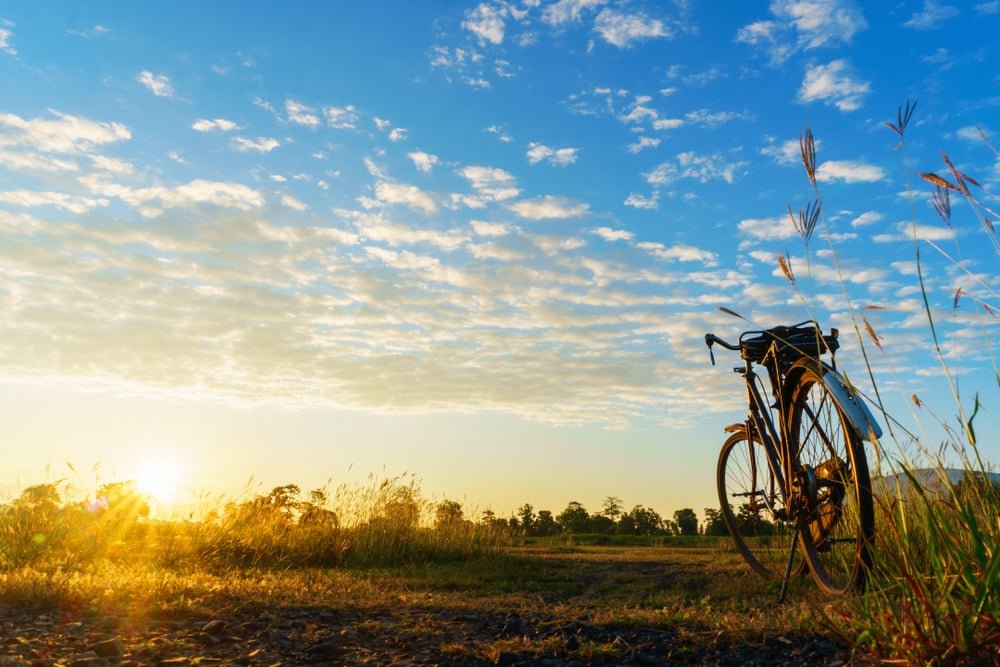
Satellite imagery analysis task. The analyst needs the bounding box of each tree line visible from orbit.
[436,496,720,537]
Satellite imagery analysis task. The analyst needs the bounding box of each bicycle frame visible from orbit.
[736,350,792,518]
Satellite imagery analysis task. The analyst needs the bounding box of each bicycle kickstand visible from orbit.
[778,521,800,604]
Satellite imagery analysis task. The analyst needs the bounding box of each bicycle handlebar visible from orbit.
[704,333,738,366]
[704,333,739,351]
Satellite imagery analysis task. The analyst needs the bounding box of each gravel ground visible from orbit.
[0,601,859,666]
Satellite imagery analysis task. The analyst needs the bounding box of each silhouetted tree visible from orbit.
[702,507,728,536]
[673,508,698,536]
[517,503,535,533]
[629,505,664,535]
[601,496,624,523]
[557,501,591,534]
[534,510,557,536]
[590,514,615,534]
[434,500,464,529]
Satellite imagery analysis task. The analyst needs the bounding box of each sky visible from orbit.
[1,1,998,521]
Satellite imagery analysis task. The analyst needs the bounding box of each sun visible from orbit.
[132,457,183,505]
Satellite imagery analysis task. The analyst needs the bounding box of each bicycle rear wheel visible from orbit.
[717,426,801,580]
[786,362,874,595]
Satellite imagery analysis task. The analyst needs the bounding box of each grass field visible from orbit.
[0,542,854,665]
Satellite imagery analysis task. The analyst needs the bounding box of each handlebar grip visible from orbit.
[704,333,740,351]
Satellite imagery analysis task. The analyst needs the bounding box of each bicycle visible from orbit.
[704,321,881,598]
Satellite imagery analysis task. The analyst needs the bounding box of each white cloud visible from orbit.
[903,1,959,29]
[0,189,108,213]
[624,192,658,209]
[355,216,465,250]
[774,0,868,48]
[136,70,174,98]
[192,118,238,132]
[470,220,511,236]
[468,242,523,261]
[815,160,885,183]
[231,136,280,153]
[628,136,660,153]
[543,0,609,25]
[738,215,798,240]
[798,60,869,111]
[89,178,266,215]
[408,151,440,173]
[509,195,589,219]
[285,99,321,127]
[736,20,776,45]
[526,142,579,166]
[761,137,815,165]
[737,1,867,63]
[484,125,513,142]
[0,27,15,55]
[850,211,883,227]
[646,152,747,185]
[66,24,111,39]
[374,182,438,214]
[365,246,440,271]
[458,166,520,203]
[0,149,78,173]
[0,110,131,154]
[593,8,670,47]
[373,117,391,131]
[280,194,308,211]
[652,117,684,131]
[956,126,987,142]
[975,1,999,14]
[637,241,718,265]
[463,3,506,45]
[89,154,133,175]
[388,128,408,142]
[592,227,633,242]
[324,105,359,129]
[873,221,957,243]
[684,109,752,126]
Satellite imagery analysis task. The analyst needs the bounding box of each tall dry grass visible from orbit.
[786,101,999,663]
[0,474,510,574]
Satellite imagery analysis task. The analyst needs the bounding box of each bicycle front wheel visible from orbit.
[717,426,801,580]
[786,361,874,595]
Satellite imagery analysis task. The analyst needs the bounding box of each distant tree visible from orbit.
[673,508,698,536]
[628,505,663,535]
[381,485,421,529]
[95,481,150,520]
[13,483,62,513]
[590,514,615,534]
[702,507,728,536]
[736,503,773,536]
[617,512,636,535]
[299,488,338,528]
[556,501,591,534]
[517,503,535,533]
[601,496,624,523]
[434,500,464,529]
[534,510,557,536]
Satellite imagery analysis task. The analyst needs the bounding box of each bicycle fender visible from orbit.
[820,367,883,442]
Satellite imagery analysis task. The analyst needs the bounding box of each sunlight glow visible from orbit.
[131,457,184,505]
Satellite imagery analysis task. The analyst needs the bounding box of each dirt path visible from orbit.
[0,546,862,665]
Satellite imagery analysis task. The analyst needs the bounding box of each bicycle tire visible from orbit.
[785,360,874,595]
[717,425,802,581]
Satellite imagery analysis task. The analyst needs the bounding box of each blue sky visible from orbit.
[1,1,998,519]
